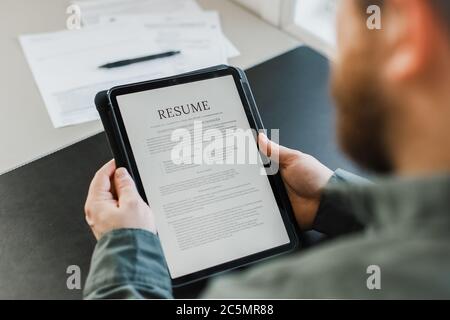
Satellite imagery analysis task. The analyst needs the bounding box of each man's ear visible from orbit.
[383,0,440,82]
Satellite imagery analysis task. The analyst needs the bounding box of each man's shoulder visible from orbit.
[203,232,450,299]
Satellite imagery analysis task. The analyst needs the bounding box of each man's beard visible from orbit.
[331,54,394,174]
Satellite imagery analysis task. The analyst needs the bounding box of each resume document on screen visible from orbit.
[117,76,289,278]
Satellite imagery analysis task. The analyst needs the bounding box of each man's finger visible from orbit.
[88,159,116,199]
[114,167,139,203]
[258,133,299,166]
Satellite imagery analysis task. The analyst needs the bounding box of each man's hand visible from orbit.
[259,134,333,230]
[84,160,156,240]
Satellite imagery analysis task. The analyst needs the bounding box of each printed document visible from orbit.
[20,19,227,127]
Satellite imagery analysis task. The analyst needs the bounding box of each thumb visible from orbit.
[114,167,138,202]
[258,133,299,167]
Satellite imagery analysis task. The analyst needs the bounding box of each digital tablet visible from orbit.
[95,65,299,286]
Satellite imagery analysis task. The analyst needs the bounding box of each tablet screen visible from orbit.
[116,75,290,279]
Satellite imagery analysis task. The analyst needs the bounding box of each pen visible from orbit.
[98,50,181,69]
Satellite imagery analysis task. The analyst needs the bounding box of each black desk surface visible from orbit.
[0,46,355,299]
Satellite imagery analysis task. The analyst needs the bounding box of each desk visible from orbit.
[0,0,299,174]
[0,46,357,299]
[0,0,356,300]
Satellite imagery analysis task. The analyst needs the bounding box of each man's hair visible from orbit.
[361,0,450,31]
[435,0,450,18]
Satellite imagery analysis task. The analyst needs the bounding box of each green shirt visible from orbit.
[83,170,450,299]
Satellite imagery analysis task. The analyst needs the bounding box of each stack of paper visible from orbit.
[19,0,239,128]
[74,0,240,58]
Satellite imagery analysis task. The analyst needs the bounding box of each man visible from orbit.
[83,0,450,299]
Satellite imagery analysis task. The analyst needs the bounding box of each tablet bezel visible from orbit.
[107,66,300,286]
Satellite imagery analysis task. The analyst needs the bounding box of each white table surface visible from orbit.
[0,0,299,174]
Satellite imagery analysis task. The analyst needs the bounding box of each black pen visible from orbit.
[98,50,181,69]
